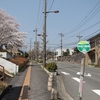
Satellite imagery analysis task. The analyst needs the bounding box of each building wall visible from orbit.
[0,52,6,58]
[85,34,100,66]
[55,49,65,57]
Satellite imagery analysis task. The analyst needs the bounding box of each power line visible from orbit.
[64,21,100,40]
[64,0,100,35]
[62,30,100,47]
[74,5,100,32]
[36,0,41,27]
[48,1,100,46]
[48,0,54,12]
[82,29,100,40]
[37,1,44,32]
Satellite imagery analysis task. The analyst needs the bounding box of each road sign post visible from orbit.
[77,41,90,100]
[79,56,85,100]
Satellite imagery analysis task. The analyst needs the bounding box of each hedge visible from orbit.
[45,62,57,72]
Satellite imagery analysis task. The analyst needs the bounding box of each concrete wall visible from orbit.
[0,58,19,74]
[59,53,84,64]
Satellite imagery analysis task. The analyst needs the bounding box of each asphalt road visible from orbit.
[57,62,100,100]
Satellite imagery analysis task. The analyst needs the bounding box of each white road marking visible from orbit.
[72,77,85,83]
[92,90,100,96]
[61,72,70,75]
[72,77,80,82]
[85,73,91,76]
[76,72,91,77]
[77,72,81,75]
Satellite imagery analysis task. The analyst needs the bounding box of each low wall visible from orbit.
[0,58,19,74]
[69,53,84,64]
[57,53,84,64]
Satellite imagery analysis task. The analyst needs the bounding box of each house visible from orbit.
[55,48,74,60]
[0,49,12,59]
[55,48,66,57]
[85,33,100,66]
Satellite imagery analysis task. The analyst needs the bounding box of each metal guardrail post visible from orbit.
[0,65,5,81]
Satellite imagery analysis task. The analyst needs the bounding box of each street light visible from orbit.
[43,10,59,13]
[43,0,59,68]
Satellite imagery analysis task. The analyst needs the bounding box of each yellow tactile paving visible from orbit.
[18,62,32,100]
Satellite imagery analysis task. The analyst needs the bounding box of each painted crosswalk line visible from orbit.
[76,72,91,76]
[72,77,85,83]
[61,72,70,75]
[92,90,100,96]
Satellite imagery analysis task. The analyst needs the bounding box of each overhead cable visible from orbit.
[64,0,100,35]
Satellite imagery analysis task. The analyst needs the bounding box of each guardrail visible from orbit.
[0,65,5,81]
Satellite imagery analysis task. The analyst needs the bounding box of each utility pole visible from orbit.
[59,33,64,61]
[33,28,38,61]
[30,38,32,60]
[77,35,82,42]
[42,0,59,67]
[43,0,47,68]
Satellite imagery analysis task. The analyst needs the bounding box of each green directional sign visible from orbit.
[77,41,90,54]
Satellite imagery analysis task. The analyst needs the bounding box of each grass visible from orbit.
[0,81,8,94]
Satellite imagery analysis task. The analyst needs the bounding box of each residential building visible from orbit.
[85,33,100,66]
[0,49,12,59]
[55,48,74,60]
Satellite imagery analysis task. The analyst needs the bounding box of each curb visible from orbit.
[40,65,50,75]
[40,64,58,99]
[57,72,74,100]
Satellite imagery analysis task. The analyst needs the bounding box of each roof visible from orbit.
[87,33,100,41]
[0,49,7,52]
[0,49,11,54]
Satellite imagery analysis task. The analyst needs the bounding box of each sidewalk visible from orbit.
[28,61,51,100]
[1,61,51,100]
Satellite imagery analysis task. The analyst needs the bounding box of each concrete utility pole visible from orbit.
[30,38,32,60]
[43,0,59,68]
[77,35,82,42]
[43,0,47,68]
[33,28,38,61]
[59,33,64,61]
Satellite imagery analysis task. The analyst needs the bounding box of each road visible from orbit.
[57,62,100,100]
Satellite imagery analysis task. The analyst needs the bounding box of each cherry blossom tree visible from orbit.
[0,9,27,49]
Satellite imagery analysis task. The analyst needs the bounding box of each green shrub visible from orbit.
[45,62,57,72]
[88,63,100,68]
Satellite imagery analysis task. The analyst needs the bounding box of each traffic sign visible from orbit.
[77,41,90,54]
